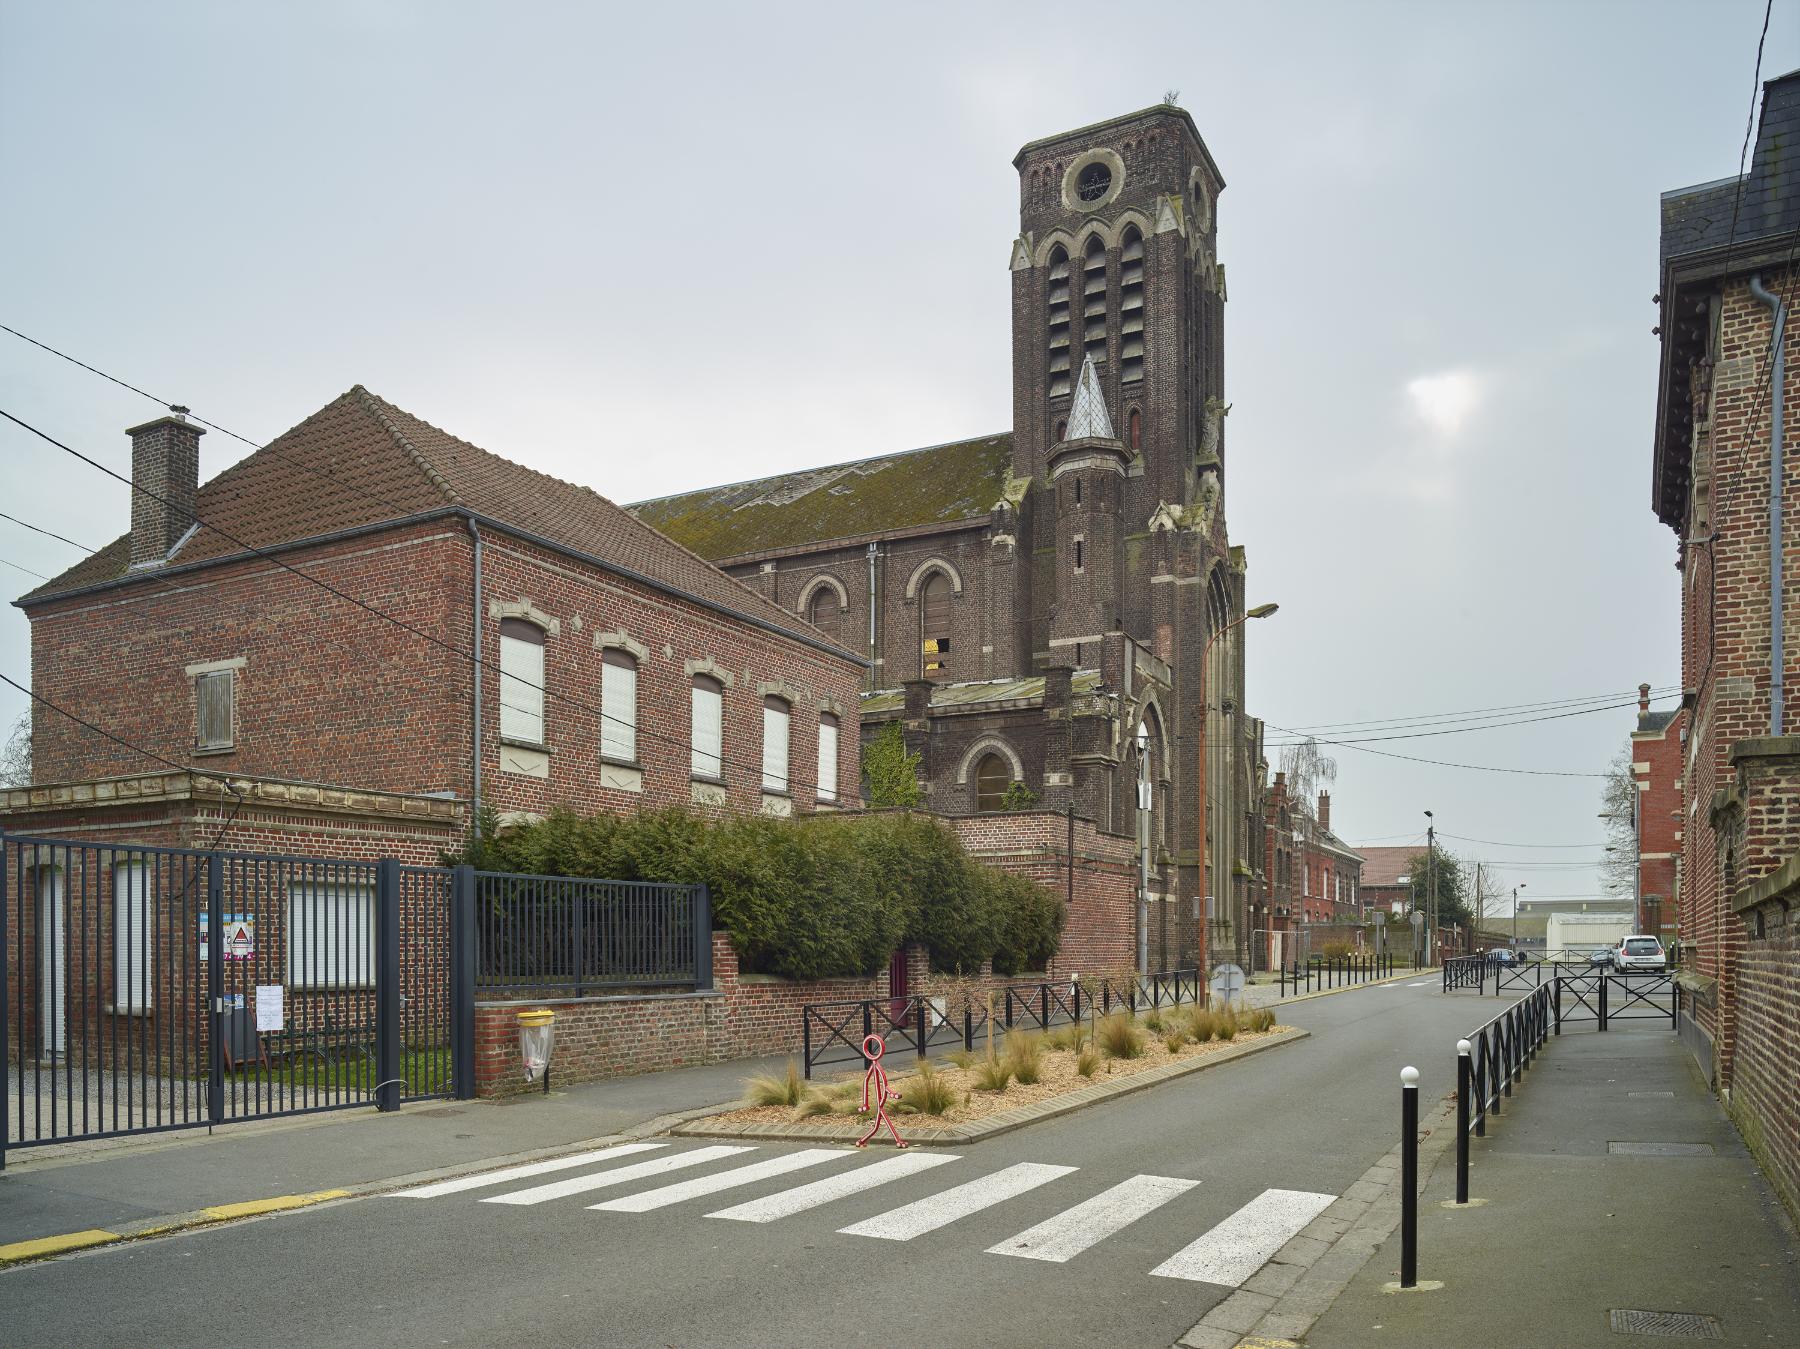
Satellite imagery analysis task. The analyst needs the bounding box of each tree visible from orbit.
[863,722,922,809]
[1405,844,1472,929]
[1279,737,1337,813]
[1598,748,1637,898]
[0,713,28,788]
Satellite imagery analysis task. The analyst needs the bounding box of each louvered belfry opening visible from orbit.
[1082,235,1108,374]
[921,571,953,679]
[1119,226,1145,383]
[1047,245,1072,399]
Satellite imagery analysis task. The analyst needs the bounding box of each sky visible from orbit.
[3,0,1794,917]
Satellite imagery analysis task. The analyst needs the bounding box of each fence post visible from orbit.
[863,1003,873,1045]
[1041,984,1051,1029]
[1600,975,1609,1032]
[1553,975,1562,1036]
[916,999,928,1061]
[963,1002,973,1054]
[1671,978,1679,1030]
[1400,1065,1419,1288]
[1073,981,1083,1024]
[693,883,714,992]
[207,852,225,1126]
[802,1012,814,1081]
[376,858,402,1113]
[451,865,476,1101]
[1455,1040,1472,1205]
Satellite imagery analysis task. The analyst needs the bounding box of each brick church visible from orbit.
[637,105,1264,971]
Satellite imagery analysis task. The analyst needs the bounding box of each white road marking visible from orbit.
[838,1162,1077,1241]
[1407,981,1430,987]
[482,1145,753,1206]
[389,1143,668,1198]
[589,1148,852,1212]
[985,1174,1198,1263]
[1150,1187,1336,1286]
[708,1151,961,1223]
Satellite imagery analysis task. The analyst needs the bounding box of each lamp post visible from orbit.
[1196,601,1277,975]
[1424,810,1435,966]
[1513,882,1526,948]
[1135,720,1152,977]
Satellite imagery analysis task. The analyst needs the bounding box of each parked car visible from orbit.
[1586,948,1613,968]
[1611,935,1667,973]
[1487,948,1518,966]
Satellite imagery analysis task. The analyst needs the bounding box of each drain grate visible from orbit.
[1627,1090,1676,1098]
[1608,1141,1714,1156]
[1609,1308,1722,1339]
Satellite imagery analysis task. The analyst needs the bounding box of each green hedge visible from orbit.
[451,808,1065,982]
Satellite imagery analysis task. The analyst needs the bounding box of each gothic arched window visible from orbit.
[921,571,953,679]
[1128,408,1142,451]
[1047,245,1072,399]
[975,753,1010,811]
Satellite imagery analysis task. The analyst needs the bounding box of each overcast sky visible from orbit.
[4,1,1793,915]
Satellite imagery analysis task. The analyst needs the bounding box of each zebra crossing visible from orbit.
[390,1142,1337,1288]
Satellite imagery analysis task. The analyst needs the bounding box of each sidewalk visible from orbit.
[1302,1023,1800,1347]
[0,1050,784,1253]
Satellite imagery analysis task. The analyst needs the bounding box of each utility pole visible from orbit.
[1135,721,1151,976]
[1424,810,1436,966]
[1513,883,1526,946]
[1473,861,1484,949]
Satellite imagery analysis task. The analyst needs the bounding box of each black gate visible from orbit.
[2,835,469,1163]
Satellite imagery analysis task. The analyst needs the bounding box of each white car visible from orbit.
[1611,935,1666,973]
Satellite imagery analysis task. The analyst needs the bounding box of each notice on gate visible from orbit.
[255,984,285,1032]
[198,912,256,961]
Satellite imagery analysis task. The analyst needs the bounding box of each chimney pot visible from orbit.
[125,413,203,567]
[1638,682,1651,714]
[1318,790,1331,832]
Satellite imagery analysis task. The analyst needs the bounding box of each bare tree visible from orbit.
[1279,737,1337,814]
[1599,748,1636,897]
[0,712,29,788]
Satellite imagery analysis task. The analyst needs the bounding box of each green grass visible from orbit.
[747,1060,807,1107]
[1005,1031,1045,1085]
[222,1046,450,1094]
[1096,1011,1145,1060]
[1075,1046,1101,1078]
[895,1062,956,1116]
[971,1057,1014,1092]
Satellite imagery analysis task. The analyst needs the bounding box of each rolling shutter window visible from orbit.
[762,696,791,793]
[600,649,638,763]
[975,754,1009,812]
[921,573,953,679]
[499,619,546,744]
[287,882,375,989]
[196,670,233,750]
[113,861,152,1013]
[691,675,723,780]
[817,713,839,803]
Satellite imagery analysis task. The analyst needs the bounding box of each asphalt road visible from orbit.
[0,978,1481,1349]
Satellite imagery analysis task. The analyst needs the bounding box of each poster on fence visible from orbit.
[198,912,256,961]
[254,984,285,1032]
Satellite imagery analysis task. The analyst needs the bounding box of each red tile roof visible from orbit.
[20,387,857,661]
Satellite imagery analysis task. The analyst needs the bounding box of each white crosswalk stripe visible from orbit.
[590,1148,853,1212]
[481,1144,754,1206]
[707,1151,962,1223]
[389,1143,668,1198]
[1149,1187,1335,1286]
[838,1162,1077,1242]
[985,1173,1198,1263]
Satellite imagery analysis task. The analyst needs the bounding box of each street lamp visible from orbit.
[1513,883,1526,948]
[1135,720,1152,977]
[1196,601,1277,975]
[1423,810,1435,964]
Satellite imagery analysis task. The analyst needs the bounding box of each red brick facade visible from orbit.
[1628,685,1685,943]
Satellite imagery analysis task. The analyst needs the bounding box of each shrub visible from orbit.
[896,1062,956,1116]
[947,1047,976,1070]
[1163,1030,1189,1054]
[1322,941,1352,960]
[1097,1012,1145,1060]
[983,866,1065,976]
[747,1060,806,1107]
[1005,1031,1045,1085]
[1217,1009,1239,1042]
[795,1091,834,1119]
[971,1058,1014,1092]
[1076,1046,1101,1078]
[1187,1007,1219,1042]
[1048,1021,1087,1053]
[1248,1008,1276,1032]
[1143,1009,1165,1033]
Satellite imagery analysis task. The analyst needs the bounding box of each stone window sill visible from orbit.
[193,745,236,757]
[501,737,552,755]
[601,756,643,772]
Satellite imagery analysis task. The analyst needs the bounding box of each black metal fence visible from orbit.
[1278,952,1395,997]
[473,872,710,996]
[800,967,1204,1078]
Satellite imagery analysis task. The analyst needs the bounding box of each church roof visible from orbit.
[19,386,856,660]
[630,433,1013,563]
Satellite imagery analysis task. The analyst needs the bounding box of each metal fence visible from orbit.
[473,872,710,996]
[800,968,1203,1078]
[1278,952,1395,996]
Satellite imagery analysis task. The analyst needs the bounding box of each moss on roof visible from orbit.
[630,433,1012,561]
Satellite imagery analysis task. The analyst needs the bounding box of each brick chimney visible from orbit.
[1318,790,1331,833]
[126,408,203,567]
[1638,682,1651,714]
[1271,770,1287,806]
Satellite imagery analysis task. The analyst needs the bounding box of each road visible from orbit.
[0,978,1479,1348]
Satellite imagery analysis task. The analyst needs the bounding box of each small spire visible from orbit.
[1065,355,1115,440]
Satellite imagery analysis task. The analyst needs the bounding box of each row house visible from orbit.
[1258,777,1363,966]
[1627,682,1685,945]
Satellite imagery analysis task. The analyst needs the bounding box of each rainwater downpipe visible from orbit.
[467,516,484,820]
[1750,274,1787,736]
[867,542,879,690]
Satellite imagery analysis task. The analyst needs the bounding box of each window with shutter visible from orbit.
[600,648,638,763]
[974,754,1010,812]
[807,586,841,639]
[195,670,233,750]
[817,713,839,803]
[113,861,152,1013]
[762,695,790,793]
[499,618,546,744]
[287,881,375,989]
[691,675,723,780]
[920,572,953,679]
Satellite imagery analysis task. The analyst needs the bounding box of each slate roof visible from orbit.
[1355,846,1422,889]
[860,670,1103,716]
[1636,709,1678,734]
[630,434,1013,562]
[19,386,857,660]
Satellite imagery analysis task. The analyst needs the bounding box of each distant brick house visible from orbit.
[1259,780,1362,967]
[1355,846,1416,919]
[12,389,865,831]
[1628,683,1685,944]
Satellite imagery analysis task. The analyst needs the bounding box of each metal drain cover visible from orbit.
[1608,1141,1714,1156]
[1609,1308,1722,1339]
[1627,1090,1675,1098]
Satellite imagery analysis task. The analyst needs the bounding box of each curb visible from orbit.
[673,1027,1311,1146]
[1252,970,1423,1007]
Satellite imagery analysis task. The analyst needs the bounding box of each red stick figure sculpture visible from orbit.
[855,1033,908,1148]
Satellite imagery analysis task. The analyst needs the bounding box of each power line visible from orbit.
[1262,720,1608,778]
[1266,693,1675,748]
[0,554,50,581]
[0,509,91,553]
[1439,831,1604,849]
[1276,686,1680,736]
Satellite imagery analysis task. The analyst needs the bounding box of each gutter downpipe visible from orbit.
[467,517,484,822]
[867,542,879,692]
[1750,274,1786,736]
